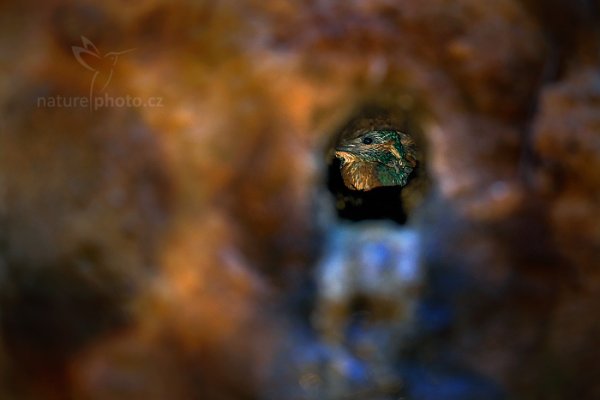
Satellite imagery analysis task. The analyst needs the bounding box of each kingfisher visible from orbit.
[335,129,418,192]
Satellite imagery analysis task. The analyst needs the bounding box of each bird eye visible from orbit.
[362,137,373,145]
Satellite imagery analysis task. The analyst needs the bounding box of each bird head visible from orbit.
[335,129,417,191]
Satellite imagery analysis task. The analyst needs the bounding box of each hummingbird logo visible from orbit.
[72,36,135,99]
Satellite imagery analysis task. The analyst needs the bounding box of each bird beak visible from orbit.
[335,144,359,162]
[335,143,358,154]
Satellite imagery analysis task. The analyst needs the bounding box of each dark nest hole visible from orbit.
[325,101,429,225]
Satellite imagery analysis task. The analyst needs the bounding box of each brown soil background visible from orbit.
[0,1,599,399]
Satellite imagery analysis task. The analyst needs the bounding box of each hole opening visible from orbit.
[324,98,430,225]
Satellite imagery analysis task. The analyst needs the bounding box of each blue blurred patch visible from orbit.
[360,241,394,272]
[401,364,505,400]
[417,300,453,333]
